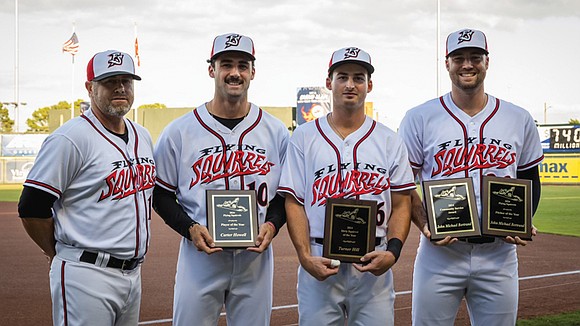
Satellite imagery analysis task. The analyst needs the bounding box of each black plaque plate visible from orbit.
[206,190,258,248]
[423,178,480,241]
[482,176,532,240]
[323,197,377,263]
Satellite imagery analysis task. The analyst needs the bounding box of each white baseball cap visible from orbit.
[446,28,489,57]
[86,50,141,82]
[328,47,375,75]
[209,33,256,62]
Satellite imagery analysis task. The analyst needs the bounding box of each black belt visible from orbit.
[459,236,495,244]
[314,237,384,246]
[80,251,142,270]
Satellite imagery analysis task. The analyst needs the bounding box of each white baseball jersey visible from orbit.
[399,92,544,214]
[155,103,288,224]
[399,92,544,326]
[279,114,416,239]
[24,107,155,259]
[154,102,288,326]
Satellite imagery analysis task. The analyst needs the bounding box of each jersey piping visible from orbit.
[81,115,145,259]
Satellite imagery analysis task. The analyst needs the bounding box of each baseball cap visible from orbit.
[208,33,256,62]
[86,50,141,82]
[446,28,489,57]
[328,47,374,75]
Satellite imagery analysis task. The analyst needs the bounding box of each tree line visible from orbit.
[0,101,577,133]
[0,101,167,133]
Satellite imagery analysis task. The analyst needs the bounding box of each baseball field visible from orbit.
[1,185,579,325]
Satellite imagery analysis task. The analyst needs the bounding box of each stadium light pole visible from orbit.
[543,102,551,124]
[14,0,20,132]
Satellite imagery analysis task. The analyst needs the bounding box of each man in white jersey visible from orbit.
[18,50,155,326]
[398,29,544,326]
[153,33,288,325]
[279,47,415,325]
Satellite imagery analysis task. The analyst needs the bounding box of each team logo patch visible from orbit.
[190,144,275,188]
[224,34,242,49]
[99,158,156,201]
[107,52,125,68]
[343,47,361,59]
[311,163,390,206]
[431,138,516,177]
[457,30,475,44]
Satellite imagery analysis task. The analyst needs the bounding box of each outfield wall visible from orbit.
[539,154,580,184]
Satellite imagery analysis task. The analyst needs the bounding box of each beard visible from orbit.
[104,103,131,117]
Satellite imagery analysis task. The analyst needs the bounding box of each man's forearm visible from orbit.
[387,190,412,243]
[21,218,56,258]
[285,196,311,262]
[410,189,426,229]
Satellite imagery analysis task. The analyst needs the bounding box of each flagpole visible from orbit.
[134,22,139,123]
[70,22,76,120]
[436,0,441,97]
[14,0,19,132]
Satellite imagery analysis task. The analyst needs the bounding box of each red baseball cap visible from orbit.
[87,50,141,82]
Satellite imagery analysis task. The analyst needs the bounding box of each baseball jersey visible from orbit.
[154,103,289,226]
[278,114,416,239]
[398,92,544,214]
[24,108,156,259]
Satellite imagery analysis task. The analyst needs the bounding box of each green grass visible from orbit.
[533,185,580,237]
[517,310,580,325]
[0,184,23,202]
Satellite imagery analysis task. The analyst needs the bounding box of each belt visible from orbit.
[80,251,142,270]
[314,237,384,247]
[459,236,495,244]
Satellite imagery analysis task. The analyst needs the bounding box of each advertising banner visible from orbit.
[296,87,331,125]
[539,154,580,184]
[1,134,48,157]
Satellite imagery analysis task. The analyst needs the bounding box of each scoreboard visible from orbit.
[539,124,580,153]
[538,124,580,184]
[549,126,580,150]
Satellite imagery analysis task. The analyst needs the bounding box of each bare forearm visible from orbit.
[410,189,427,229]
[21,218,56,258]
[285,196,311,262]
[387,190,412,243]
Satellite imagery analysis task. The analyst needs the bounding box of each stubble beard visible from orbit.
[105,104,131,118]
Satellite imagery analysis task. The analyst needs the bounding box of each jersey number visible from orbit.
[376,201,386,225]
[247,181,268,207]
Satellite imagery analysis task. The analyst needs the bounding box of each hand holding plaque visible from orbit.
[482,176,533,240]
[422,178,480,241]
[206,190,259,248]
[323,198,377,263]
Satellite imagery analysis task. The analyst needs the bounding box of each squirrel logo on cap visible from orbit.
[343,47,361,59]
[224,34,242,49]
[457,30,475,44]
[107,52,125,68]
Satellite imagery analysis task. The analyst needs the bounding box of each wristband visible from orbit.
[386,238,403,263]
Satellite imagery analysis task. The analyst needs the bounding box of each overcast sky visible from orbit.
[1,0,579,131]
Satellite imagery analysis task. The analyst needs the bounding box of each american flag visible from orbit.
[62,32,79,55]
